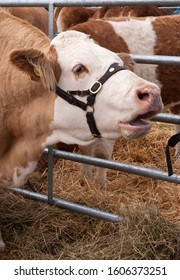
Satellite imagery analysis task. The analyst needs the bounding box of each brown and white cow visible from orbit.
[55,5,171,32]
[92,5,172,18]
[0,9,163,250]
[67,15,180,183]
[4,6,57,35]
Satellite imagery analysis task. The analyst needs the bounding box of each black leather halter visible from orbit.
[56,63,126,138]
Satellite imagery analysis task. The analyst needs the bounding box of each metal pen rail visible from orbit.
[2,0,180,7]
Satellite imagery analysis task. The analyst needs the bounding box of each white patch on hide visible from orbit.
[42,97,95,147]
[56,12,62,32]
[12,161,37,187]
[108,18,162,88]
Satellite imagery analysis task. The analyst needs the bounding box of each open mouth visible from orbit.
[118,111,156,135]
[119,118,151,132]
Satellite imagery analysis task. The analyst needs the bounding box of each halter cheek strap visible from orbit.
[56,63,126,138]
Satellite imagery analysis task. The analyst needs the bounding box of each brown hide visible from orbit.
[1,8,76,174]
[70,20,129,53]
[152,16,180,108]
[70,15,180,112]
[54,6,95,30]
[124,6,172,16]
[4,7,57,35]
[56,5,171,31]
[92,6,123,19]
[0,9,60,184]
[93,5,172,18]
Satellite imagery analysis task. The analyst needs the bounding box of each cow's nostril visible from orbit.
[137,91,150,101]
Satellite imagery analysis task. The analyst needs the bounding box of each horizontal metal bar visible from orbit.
[131,54,180,66]
[151,113,180,125]
[11,187,122,223]
[43,149,180,184]
[160,6,180,8]
[1,0,180,7]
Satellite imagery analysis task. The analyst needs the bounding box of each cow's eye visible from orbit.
[73,64,85,74]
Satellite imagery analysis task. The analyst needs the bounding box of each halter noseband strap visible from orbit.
[56,63,126,138]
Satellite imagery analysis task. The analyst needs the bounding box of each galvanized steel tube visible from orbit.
[11,187,123,223]
[151,113,180,125]
[48,2,55,39]
[131,54,180,66]
[43,149,180,184]
[1,0,180,7]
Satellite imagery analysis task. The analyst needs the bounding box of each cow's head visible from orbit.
[10,30,163,146]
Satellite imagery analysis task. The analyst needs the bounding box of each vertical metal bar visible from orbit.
[47,4,55,204]
[48,3,55,40]
[47,146,54,204]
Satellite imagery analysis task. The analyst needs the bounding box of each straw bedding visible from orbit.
[0,122,179,260]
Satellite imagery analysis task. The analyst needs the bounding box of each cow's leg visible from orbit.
[0,138,43,251]
[0,230,5,251]
[93,139,115,185]
[79,144,94,180]
[0,137,42,188]
[80,139,115,186]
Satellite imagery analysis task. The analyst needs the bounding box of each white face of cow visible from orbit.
[46,30,163,146]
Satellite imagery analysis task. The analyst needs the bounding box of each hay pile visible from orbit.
[0,122,179,260]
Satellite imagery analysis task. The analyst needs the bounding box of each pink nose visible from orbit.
[136,86,163,113]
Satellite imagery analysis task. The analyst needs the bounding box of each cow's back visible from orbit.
[56,5,171,32]
[70,19,129,53]
[4,7,57,35]
[0,9,49,49]
[0,10,51,126]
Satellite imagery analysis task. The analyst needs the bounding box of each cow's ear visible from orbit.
[10,48,57,91]
[117,53,135,71]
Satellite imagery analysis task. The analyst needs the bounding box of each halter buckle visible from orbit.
[89,81,102,94]
[76,90,84,96]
